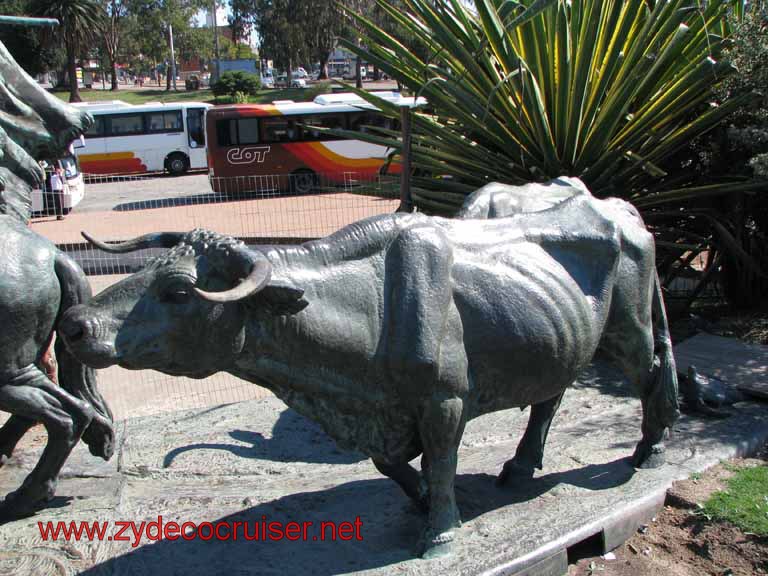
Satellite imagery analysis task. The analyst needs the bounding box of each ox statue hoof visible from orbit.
[631,441,666,469]
[421,530,455,559]
[82,416,116,461]
[0,487,52,521]
[496,458,536,485]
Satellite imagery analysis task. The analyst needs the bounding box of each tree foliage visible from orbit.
[0,0,63,75]
[339,0,768,304]
[30,0,104,102]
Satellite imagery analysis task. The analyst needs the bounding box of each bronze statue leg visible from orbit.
[603,324,666,468]
[497,390,565,485]
[0,414,34,467]
[373,459,429,512]
[0,366,94,518]
[418,396,465,559]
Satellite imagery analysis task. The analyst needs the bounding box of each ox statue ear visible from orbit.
[252,283,309,316]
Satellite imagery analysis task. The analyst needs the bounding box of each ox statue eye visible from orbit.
[161,288,191,305]
[156,276,195,305]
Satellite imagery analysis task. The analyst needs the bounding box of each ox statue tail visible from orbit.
[648,270,680,438]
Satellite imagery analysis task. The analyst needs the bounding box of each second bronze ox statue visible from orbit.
[60,180,679,558]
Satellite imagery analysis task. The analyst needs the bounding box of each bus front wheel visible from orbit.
[290,169,317,195]
[166,153,189,176]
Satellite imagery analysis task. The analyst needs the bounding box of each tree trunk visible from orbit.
[55,66,68,90]
[373,65,380,81]
[68,52,81,103]
[110,59,119,91]
[318,55,329,80]
[355,54,362,89]
[166,66,171,91]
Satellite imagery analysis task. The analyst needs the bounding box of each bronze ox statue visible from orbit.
[0,40,114,519]
[60,181,678,558]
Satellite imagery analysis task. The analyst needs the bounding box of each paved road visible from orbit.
[78,172,214,213]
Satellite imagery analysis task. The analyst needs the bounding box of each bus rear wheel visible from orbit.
[290,169,317,195]
[166,153,189,176]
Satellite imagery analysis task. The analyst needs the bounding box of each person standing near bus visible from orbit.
[49,166,65,220]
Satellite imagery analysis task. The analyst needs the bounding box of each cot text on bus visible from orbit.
[226,146,271,165]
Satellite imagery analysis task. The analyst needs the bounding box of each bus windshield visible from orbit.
[60,155,79,179]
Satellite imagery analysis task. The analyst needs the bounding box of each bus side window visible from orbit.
[237,118,260,144]
[261,117,297,143]
[350,112,392,134]
[187,108,206,147]
[108,114,144,136]
[85,116,105,138]
[216,119,237,147]
[300,114,346,141]
[147,111,182,133]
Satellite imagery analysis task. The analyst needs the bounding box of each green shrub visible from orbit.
[304,81,333,101]
[211,71,261,98]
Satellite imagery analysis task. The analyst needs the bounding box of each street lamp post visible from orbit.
[169,23,177,91]
[212,0,221,83]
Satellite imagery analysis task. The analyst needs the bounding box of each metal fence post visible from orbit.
[398,105,413,213]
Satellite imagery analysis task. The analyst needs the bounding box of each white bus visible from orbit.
[72,101,211,176]
[32,153,86,217]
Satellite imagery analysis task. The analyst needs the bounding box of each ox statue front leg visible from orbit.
[0,366,95,518]
[497,390,566,484]
[419,396,465,559]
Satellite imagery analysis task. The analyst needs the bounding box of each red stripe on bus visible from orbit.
[80,158,147,175]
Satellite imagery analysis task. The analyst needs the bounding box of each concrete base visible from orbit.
[1,364,767,576]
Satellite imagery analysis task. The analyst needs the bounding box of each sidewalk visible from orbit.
[31,192,399,246]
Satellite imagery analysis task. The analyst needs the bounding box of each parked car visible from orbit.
[275,74,307,88]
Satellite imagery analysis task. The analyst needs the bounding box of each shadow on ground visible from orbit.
[79,457,636,576]
[163,408,368,467]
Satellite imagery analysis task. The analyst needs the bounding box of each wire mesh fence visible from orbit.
[29,170,401,420]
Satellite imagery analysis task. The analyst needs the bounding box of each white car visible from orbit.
[276,74,307,88]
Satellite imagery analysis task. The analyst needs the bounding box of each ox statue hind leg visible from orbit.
[603,271,679,469]
[373,459,429,512]
[0,365,95,519]
[497,390,566,484]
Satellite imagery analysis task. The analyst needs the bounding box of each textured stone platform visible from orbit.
[1,365,767,576]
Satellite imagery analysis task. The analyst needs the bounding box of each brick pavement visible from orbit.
[30,192,400,245]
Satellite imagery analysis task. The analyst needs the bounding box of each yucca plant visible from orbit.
[338,0,767,304]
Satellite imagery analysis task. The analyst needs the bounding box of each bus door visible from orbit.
[186,108,207,169]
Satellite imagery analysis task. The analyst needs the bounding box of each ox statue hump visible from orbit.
[60,181,679,558]
[0,38,114,519]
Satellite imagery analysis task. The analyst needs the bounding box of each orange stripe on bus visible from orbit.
[79,152,137,161]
